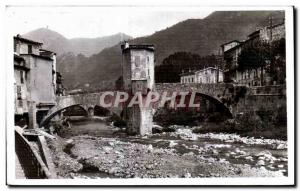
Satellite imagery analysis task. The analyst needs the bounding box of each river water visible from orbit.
[58,119,288,178]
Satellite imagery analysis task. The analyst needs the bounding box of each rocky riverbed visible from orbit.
[46,121,288,179]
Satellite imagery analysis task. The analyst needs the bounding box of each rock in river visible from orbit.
[257,160,265,166]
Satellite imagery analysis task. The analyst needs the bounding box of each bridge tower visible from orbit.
[121,42,155,135]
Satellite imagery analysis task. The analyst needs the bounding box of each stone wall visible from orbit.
[155,83,286,118]
[260,23,285,42]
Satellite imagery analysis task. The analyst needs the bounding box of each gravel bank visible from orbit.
[47,134,286,178]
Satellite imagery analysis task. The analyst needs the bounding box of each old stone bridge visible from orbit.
[40,83,286,134]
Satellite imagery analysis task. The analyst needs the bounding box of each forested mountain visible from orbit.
[23,11,284,89]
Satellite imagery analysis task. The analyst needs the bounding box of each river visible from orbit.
[50,118,288,178]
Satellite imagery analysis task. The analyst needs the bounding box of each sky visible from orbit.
[6,6,212,39]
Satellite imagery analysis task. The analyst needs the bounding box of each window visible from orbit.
[135,56,140,68]
[140,70,146,78]
[28,45,32,54]
[20,71,24,84]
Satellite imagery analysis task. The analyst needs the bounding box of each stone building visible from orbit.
[180,67,223,84]
[180,70,195,84]
[14,35,58,127]
[221,21,285,86]
[194,67,223,84]
[55,72,65,96]
[221,40,243,83]
[121,42,155,93]
[121,42,155,135]
[14,54,30,115]
[259,22,285,42]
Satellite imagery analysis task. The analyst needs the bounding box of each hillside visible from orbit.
[23,28,73,55]
[23,28,132,90]
[68,11,284,90]
[69,33,131,56]
[23,11,285,90]
[23,28,132,56]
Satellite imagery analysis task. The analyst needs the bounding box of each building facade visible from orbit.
[180,67,223,84]
[121,42,155,93]
[221,22,285,86]
[55,72,65,96]
[221,41,243,83]
[14,54,30,115]
[14,35,58,127]
[180,70,195,84]
[194,67,224,84]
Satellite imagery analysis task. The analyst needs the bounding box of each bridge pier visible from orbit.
[126,105,153,135]
[87,107,94,118]
[28,101,37,129]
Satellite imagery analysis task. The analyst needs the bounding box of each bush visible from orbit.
[108,114,127,127]
[224,119,239,132]
[236,111,262,132]
[206,112,228,122]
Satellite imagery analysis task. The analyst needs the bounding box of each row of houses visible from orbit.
[180,67,224,84]
[221,22,285,86]
[180,20,285,86]
[14,35,64,127]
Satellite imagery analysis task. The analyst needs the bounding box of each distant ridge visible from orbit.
[23,28,132,56]
[22,11,284,90]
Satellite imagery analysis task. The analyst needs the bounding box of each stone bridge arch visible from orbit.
[40,103,86,127]
[193,92,233,117]
[94,105,112,117]
[154,83,234,117]
[153,91,233,120]
[40,93,123,127]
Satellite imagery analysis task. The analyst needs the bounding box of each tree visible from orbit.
[155,52,223,83]
[238,39,271,70]
[272,38,286,84]
[237,38,286,84]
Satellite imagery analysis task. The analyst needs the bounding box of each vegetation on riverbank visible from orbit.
[154,108,287,140]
